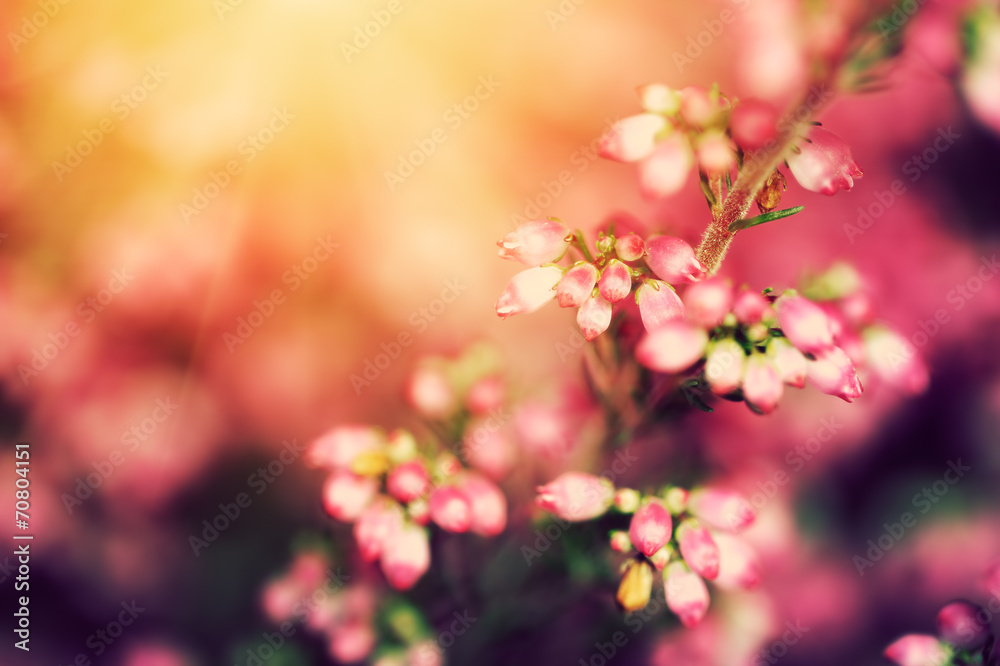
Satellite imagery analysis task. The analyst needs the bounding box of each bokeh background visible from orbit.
[1,0,999,664]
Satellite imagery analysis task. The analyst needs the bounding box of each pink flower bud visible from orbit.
[322,471,378,522]
[644,236,706,284]
[379,523,430,590]
[329,621,376,663]
[688,488,754,532]
[636,281,687,332]
[465,375,505,415]
[840,290,876,327]
[629,500,672,557]
[807,346,864,402]
[637,133,693,199]
[614,488,641,513]
[679,86,722,127]
[496,219,570,266]
[429,486,472,533]
[599,113,667,163]
[937,600,991,650]
[695,130,734,175]
[636,320,708,373]
[682,277,732,329]
[705,338,745,395]
[732,289,771,324]
[577,294,613,341]
[787,127,863,195]
[615,233,645,262]
[463,426,515,480]
[387,460,431,503]
[712,533,761,590]
[768,337,807,388]
[556,263,599,308]
[495,266,561,318]
[353,498,404,561]
[775,293,835,355]
[884,634,949,666]
[677,520,720,580]
[307,425,383,471]
[610,530,633,552]
[599,259,632,303]
[863,327,929,395]
[461,474,507,536]
[638,83,681,114]
[742,354,784,414]
[535,472,614,522]
[729,99,777,150]
[405,366,455,419]
[664,562,710,627]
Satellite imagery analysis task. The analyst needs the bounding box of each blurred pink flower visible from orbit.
[496,219,570,266]
[535,472,614,522]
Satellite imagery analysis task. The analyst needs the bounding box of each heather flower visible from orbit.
[768,337,807,388]
[637,133,693,199]
[322,471,378,522]
[599,113,667,163]
[807,346,864,402]
[617,559,655,612]
[937,600,991,650]
[705,338,745,395]
[635,321,708,373]
[742,353,784,414]
[460,474,507,537]
[495,266,561,318]
[682,277,732,329]
[787,127,863,195]
[729,99,777,150]
[695,130,734,175]
[387,460,431,503]
[884,634,950,666]
[577,294,613,341]
[678,86,723,127]
[535,472,614,522]
[732,289,771,324]
[629,499,672,557]
[664,562,710,627]
[676,520,720,580]
[598,259,632,303]
[380,524,431,591]
[712,533,761,590]
[354,499,405,562]
[306,425,383,471]
[496,219,570,266]
[429,486,472,533]
[863,326,929,394]
[405,366,455,419]
[688,488,754,532]
[637,83,681,114]
[556,263,599,308]
[644,236,706,284]
[775,293,835,355]
[465,375,505,414]
[615,233,645,261]
[636,281,687,332]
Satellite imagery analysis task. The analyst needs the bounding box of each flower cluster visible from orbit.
[598,83,862,199]
[885,599,997,666]
[535,472,761,625]
[308,350,511,592]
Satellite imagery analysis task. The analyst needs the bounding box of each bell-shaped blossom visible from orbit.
[615,233,645,261]
[461,474,507,536]
[705,338,745,395]
[353,498,405,561]
[807,346,864,402]
[638,83,681,114]
[732,289,771,324]
[884,634,949,666]
[577,294,613,341]
[635,281,686,332]
[775,293,835,354]
[535,472,614,522]
[557,263,599,308]
[638,133,693,199]
[322,471,378,522]
[730,99,777,150]
[610,530,633,553]
[712,533,762,590]
[429,486,472,533]
[465,375,505,415]
[644,236,706,284]
[599,113,667,163]
[617,559,655,612]
[677,520,720,580]
[742,354,784,414]
[497,219,570,266]
[683,277,732,329]
[599,259,632,303]
[863,327,929,394]
[635,321,708,373]
[380,524,430,590]
[495,266,561,318]
[695,130,734,175]
[937,600,991,650]
[768,337,807,388]
[405,366,455,419]
[664,562,710,627]
[629,500,673,557]
[307,426,383,471]
[787,127,863,195]
[387,460,431,503]
[679,86,723,127]
[688,488,754,532]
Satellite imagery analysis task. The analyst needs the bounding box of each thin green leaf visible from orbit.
[728,205,805,232]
